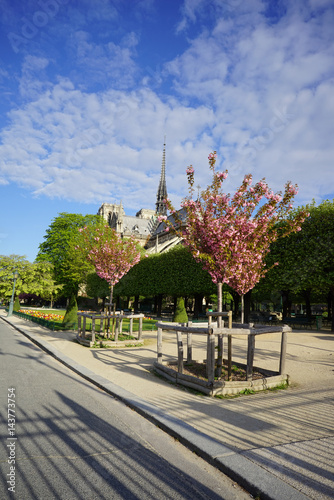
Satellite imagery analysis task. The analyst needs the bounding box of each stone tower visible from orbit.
[155,139,168,216]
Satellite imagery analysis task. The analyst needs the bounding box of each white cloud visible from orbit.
[0,0,333,217]
[0,78,216,210]
[66,30,139,90]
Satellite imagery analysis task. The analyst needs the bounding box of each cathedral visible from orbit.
[97,142,184,253]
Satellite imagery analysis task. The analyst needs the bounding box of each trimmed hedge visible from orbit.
[114,245,216,298]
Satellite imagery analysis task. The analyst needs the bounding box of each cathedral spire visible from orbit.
[156,137,168,215]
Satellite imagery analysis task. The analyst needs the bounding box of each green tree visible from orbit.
[27,261,62,306]
[62,294,78,329]
[85,272,110,308]
[37,212,103,324]
[115,245,216,315]
[0,256,61,307]
[263,200,334,330]
[13,297,20,312]
[173,297,188,323]
[116,245,215,297]
[37,212,102,297]
[0,255,31,303]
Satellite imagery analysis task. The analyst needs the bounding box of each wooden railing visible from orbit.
[77,311,144,343]
[156,314,291,384]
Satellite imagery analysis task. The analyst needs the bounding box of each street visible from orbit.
[0,320,250,499]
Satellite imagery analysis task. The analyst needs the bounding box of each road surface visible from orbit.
[0,320,251,499]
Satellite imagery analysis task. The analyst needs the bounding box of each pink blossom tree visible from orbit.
[163,152,309,322]
[78,225,141,311]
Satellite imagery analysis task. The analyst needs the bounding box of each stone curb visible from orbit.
[1,315,310,500]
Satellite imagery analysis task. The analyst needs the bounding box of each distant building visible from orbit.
[97,140,182,250]
[97,201,156,246]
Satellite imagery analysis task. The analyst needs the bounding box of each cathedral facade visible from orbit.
[97,142,183,252]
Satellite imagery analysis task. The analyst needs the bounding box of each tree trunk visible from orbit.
[217,282,222,327]
[184,296,189,314]
[240,294,244,324]
[244,289,252,324]
[109,284,114,314]
[157,294,163,318]
[281,290,291,318]
[193,293,203,318]
[302,289,312,319]
[230,291,240,320]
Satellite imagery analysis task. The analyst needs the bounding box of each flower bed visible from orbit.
[19,309,64,322]
[14,310,75,331]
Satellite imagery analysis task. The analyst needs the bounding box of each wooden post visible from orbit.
[216,334,223,378]
[129,317,133,336]
[176,331,184,374]
[119,311,123,336]
[82,316,87,339]
[105,316,110,339]
[115,315,119,342]
[207,332,215,384]
[110,303,116,339]
[227,334,232,380]
[104,304,111,338]
[99,316,104,335]
[228,310,232,329]
[246,333,255,381]
[91,316,96,344]
[186,321,192,362]
[226,311,232,379]
[279,331,287,374]
[157,327,163,364]
[187,331,192,362]
[138,316,143,340]
[77,314,82,337]
[217,282,222,328]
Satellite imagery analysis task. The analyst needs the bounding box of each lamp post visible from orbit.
[7,270,19,317]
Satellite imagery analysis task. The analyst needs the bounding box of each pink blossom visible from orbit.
[159,150,307,298]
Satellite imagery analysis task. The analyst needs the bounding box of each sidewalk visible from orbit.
[1,310,333,500]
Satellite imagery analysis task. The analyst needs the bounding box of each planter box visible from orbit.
[153,360,289,396]
[76,334,143,348]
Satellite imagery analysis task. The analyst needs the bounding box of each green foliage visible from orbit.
[86,272,110,301]
[173,297,188,323]
[13,297,20,312]
[0,255,30,301]
[62,294,78,329]
[263,199,334,295]
[0,255,60,305]
[115,245,216,298]
[29,261,62,305]
[37,212,103,297]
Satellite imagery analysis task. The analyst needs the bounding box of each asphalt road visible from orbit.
[0,320,251,500]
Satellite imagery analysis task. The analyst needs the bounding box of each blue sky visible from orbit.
[0,0,333,262]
